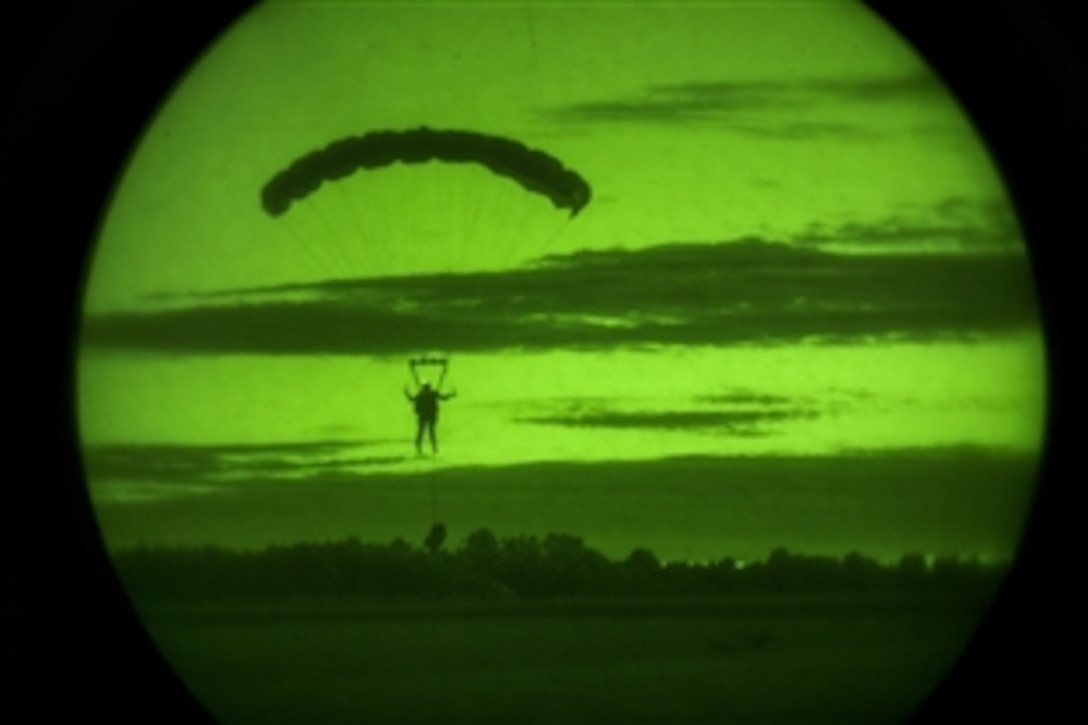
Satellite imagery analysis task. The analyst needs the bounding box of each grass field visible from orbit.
[136,591,990,724]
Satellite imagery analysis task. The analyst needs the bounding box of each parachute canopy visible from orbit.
[261,127,592,219]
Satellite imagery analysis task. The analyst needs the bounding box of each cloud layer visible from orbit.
[514,393,818,438]
[84,440,407,488]
[540,72,951,139]
[82,219,1039,356]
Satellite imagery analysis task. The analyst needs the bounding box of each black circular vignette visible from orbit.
[4,3,1079,722]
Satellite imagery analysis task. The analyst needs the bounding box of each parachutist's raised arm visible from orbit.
[404,386,415,403]
[408,360,422,387]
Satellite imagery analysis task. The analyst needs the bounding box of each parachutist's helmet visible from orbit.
[421,381,432,391]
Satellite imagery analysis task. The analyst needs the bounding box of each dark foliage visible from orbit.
[112,531,1009,602]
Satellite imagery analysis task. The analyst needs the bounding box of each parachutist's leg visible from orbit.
[419,418,436,454]
[429,422,438,454]
[415,419,424,456]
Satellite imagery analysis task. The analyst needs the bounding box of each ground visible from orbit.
[135,591,988,724]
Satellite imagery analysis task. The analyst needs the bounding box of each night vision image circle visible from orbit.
[77,3,1046,723]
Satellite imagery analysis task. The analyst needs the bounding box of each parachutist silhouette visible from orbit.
[405,359,456,456]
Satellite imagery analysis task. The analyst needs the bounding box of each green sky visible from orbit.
[77,2,1046,560]
[84,0,1016,307]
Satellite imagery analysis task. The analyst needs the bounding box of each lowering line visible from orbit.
[430,454,438,526]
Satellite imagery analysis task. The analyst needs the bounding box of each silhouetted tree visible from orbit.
[842,551,883,591]
[111,534,1012,602]
[539,533,610,596]
[705,557,740,594]
[895,552,929,589]
[619,547,663,596]
[460,528,501,579]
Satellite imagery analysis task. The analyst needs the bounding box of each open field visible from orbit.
[138,591,989,724]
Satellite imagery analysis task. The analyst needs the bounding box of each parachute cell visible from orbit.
[261,127,592,219]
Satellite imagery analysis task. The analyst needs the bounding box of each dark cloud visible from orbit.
[544,81,800,126]
[697,392,798,406]
[82,440,405,487]
[517,409,813,436]
[541,72,947,138]
[515,391,817,436]
[796,197,1023,253]
[805,74,947,104]
[81,225,1040,356]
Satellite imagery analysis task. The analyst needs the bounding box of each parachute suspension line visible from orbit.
[363,171,393,278]
[314,195,358,279]
[527,214,570,266]
[400,167,422,277]
[485,175,510,272]
[492,176,532,270]
[495,204,568,272]
[464,175,523,274]
[383,179,404,278]
[430,455,438,527]
[440,165,463,275]
[420,165,442,275]
[331,177,371,277]
[366,179,388,277]
[443,163,478,274]
[458,167,484,274]
[509,195,550,269]
[455,169,495,275]
[364,178,390,279]
[279,214,339,282]
[297,196,348,279]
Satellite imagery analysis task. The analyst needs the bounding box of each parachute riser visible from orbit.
[409,356,451,391]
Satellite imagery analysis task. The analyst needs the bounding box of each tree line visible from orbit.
[111,528,1009,602]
